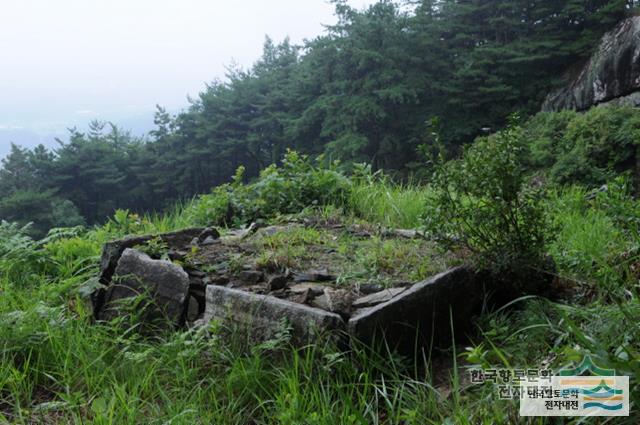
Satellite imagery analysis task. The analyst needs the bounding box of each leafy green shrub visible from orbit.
[186,187,232,227]
[424,123,552,275]
[188,150,351,226]
[50,199,86,228]
[103,209,149,236]
[591,176,640,237]
[135,237,170,260]
[522,109,577,171]
[0,221,34,258]
[44,235,100,280]
[548,200,623,278]
[523,106,640,187]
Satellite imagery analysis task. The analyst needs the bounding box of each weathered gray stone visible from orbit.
[198,227,220,243]
[348,267,482,350]
[543,16,640,111]
[99,235,151,285]
[352,287,406,309]
[99,227,204,285]
[97,249,190,329]
[204,285,345,345]
[293,269,335,283]
[209,275,229,286]
[167,249,187,262]
[187,269,206,279]
[310,293,330,310]
[255,224,299,237]
[381,228,424,239]
[358,283,385,295]
[289,283,326,297]
[200,236,219,246]
[221,221,262,242]
[267,274,288,291]
[289,288,311,304]
[187,296,200,322]
[322,288,354,317]
[238,270,264,285]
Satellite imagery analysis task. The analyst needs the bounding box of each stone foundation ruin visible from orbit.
[91,223,539,349]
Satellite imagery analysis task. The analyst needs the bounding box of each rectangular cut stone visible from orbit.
[205,285,345,346]
[98,249,190,330]
[348,267,482,351]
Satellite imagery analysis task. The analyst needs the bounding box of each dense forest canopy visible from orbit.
[1,0,638,235]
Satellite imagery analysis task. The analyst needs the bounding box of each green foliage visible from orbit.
[548,189,624,278]
[592,176,640,235]
[44,236,100,280]
[49,199,86,229]
[0,125,136,234]
[189,151,351,226]
[0,164,639,422]
[135,237,169,260]
[103,209,148,236]
[523,106,640,187]
[1,3,640,419]
[0,222,52,286]
[425,123,551,273]
[0,144,85,236]
[547,177,640,296]
[0,221,34,258]
[186,187,231,227]
[3,2,637,233]
[348,163,429,229]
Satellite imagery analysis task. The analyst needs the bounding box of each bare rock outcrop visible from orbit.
[543,16,640,111]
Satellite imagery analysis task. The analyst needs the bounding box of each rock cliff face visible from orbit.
[543,16,640,111]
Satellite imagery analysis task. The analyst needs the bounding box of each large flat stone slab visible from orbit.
[97,249,190,330]
[204,285,345,346]
[348,267,483,350]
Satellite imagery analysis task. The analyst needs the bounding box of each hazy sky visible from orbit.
[0,0,373,138]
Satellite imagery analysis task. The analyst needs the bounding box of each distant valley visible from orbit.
[0,111,162,159]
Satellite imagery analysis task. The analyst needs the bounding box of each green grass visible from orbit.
[1,180,639,423]
[348,180,429,229]
[0,276,469,424]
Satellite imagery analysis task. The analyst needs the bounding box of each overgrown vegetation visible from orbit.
[187,151,351,227]
[425,122,551,275]
[523,106,640,187]
[1,134,639,421]
[2,1,640,422]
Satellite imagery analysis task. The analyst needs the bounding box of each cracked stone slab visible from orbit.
[348,267,483,350]
[97,248,190,330]
[204,285,345,345]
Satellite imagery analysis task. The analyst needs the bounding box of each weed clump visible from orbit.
[188,150,351,227]
[424,122,554,288]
